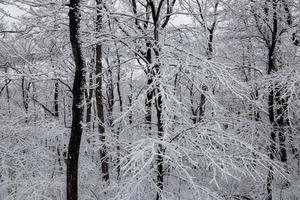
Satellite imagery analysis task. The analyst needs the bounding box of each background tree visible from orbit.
[0,0,300,200]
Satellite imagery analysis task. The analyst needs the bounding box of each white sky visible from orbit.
[0,3,192,27]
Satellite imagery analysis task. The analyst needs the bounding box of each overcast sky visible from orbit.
[0,3,191,27]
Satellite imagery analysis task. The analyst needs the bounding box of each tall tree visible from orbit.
[95,0,109,182]
[128,1,176,198]
[249,0,296,198]
[67,0,86,199]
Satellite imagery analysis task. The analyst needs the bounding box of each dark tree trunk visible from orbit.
[207,29,214,59]
[155,86,164,200]
[5,67,10,106]
[154,23,164,200]
[275,87,287,163]
[128,70,133,124]
[130,1,176,198]
[67,0,86,199]
[86,70,93,129]
[107,62,114,128]
[95,0,109,182]
[266,1,280,199]
[267,85,276,200]
[21,77,29,113]
[145,42,153,130]
[116,52,123,179]
[144,36,164,200]
[54,81,59,118]
[266,53,277,200]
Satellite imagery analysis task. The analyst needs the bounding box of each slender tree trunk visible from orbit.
[5,66,10,115]
[107,61,114,128]
[129,1,176,198]
[154,25,164,200]
[267,51,277,200]
[67,0,86,199]
[267,88,276,200]
[275,87,287,163]
[266,1,279,199]
[116,52,123,179]
[86,69,93,130]
[63,89,68,128]
[190,29,214,124]
[144,37,164,200]
[54,81,59,118]
[95,0,109,182]
[155,85,164,200]
[145,42,153,130]
[21,77,28,113]
[207,30,214,60]
[128,70,133,124]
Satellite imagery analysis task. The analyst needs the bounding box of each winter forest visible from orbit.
[1,0,300,200]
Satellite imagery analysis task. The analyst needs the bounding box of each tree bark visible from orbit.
[106,59,114,128]
[116,51,123,179]
[145,42,153,130]
[128,70,133,124]
[86,68,93,130]
[21,77,29,113]
[67,0,86,199]
[54,81,59,118]
[266,1,280,199]
[130,1,176,198]
[155,86,164,200]
[95,0,109,182]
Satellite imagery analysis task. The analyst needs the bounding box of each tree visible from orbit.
[126,1,176,198]
[95,0,109,182]
[67,0,86,199]
[1,0,300,199]
[249,0,298,198]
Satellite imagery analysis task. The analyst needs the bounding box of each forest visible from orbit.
[0,0,300,200]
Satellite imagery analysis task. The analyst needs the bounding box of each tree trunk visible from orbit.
[128,70,133,124]
[145,42,153,130]
[67,0,86,199]
[54,81,59,118]
[5,66,10,110]
[267,52,277,200]
[95,0,109,182]
[267,86,276,200]
[86,69,93,130]
[107,60,114,128]
[21,77,29,113]
[116,52,123,179]
[155,86,164,200]
[266,1,279,199]
[154,25,164,200]
[275,87,287,163]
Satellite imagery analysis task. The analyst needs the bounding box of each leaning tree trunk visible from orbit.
[67,0,86,199]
